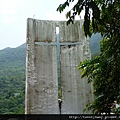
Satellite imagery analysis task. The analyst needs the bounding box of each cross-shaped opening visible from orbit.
[35,26,82,100]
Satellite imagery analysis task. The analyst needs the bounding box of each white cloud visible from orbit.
[2,15,18,24]
[45,12,66,21]
[0,0,18,23]
[45,1,85,21]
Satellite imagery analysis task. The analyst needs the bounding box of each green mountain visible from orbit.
[89,33,102,58]
[0,33,101,114]
[0,44,26,114]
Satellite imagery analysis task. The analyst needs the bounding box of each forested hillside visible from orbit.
[89,33,102,58]
[0,44,26,114]
[0,34,101,114]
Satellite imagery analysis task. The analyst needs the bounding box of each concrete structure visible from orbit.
[25,18,93,114]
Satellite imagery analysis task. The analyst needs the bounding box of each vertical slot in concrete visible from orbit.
[56,27,61,91]
[56,26,62,114]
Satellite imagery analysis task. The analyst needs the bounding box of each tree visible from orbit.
[57,0,120,114]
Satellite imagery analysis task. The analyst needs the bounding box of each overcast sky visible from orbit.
[0,0,84,50]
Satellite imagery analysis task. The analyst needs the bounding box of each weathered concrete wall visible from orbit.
[25,18,59,114]
[59,21,80,42]
[25,18,93,114]
[59,21,93,114]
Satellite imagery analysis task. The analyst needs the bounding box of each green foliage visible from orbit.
[57,0,100,36]
[58,89,62,99]
[0,44,26,114]
[57,0,120,114]
[79,54,120,113]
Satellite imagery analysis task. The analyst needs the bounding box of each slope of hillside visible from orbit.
[0,44,26,114]
[0,44,26,68]
[89,33,102,58]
